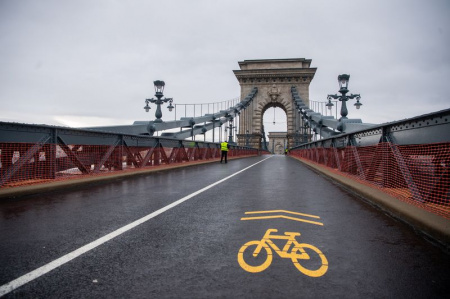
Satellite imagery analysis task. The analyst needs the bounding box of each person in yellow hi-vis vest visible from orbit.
[220,141,230,163]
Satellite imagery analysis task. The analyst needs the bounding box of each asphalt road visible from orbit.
[0,155,449,298]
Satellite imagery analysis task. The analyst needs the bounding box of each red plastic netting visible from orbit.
[290,142,450,218]
[0,143,259,189]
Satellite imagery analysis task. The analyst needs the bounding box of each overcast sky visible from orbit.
[1,0,449,135]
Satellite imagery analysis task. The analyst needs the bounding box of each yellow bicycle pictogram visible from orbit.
[237,228,328,277]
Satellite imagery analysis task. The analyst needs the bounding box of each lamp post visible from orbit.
[301,121,309,143]
[294,130,300,146]
[144,80,174,123]
[224,126,227,143]
[227,118,234,144]
[326,74,362,120]
[246,130,250,147]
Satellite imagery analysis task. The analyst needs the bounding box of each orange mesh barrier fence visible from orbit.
[290,142,450,218]
[0,143,260,189]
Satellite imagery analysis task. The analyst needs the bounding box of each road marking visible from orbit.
[241,215,323,225]
[0,156,273,296]
[241,210,323,226]
[244,210,321,219]
[237,228,328,277]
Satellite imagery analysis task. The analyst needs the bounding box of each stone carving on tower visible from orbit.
[267,85,283,103]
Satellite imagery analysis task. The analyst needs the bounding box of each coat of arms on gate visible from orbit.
[267,85,283,103]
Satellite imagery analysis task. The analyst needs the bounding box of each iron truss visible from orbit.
[0,121,262,188]
[84,88,258,138]
[289,108,450,206]
[291,106,450,148]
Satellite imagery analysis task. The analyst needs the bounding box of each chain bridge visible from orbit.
[0,58,449,298]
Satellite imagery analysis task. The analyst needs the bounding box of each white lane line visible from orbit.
[0,156,272,296]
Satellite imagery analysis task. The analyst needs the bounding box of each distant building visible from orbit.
[268,132,287,154]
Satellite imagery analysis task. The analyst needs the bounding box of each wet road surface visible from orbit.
[1,155,449,298]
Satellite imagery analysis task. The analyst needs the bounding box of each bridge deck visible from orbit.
[1,156,449,297]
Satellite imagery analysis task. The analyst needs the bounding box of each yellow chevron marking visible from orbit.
[244,210,320,219]
[241,215,323,226]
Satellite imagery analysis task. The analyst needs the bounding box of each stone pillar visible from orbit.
[233,58,317,148]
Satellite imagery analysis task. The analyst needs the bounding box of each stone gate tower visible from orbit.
[233,58,316,148]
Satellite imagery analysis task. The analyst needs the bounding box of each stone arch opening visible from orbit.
[261,101,287,119]
[274,143,285,155]
[262,105,288,133]
[262,103,288,152]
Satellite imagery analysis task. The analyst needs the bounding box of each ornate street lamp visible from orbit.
[144,80,174,123]
[227,118,234,144]
[295,130,300,146]
[302,121,309,143]
[246,130,250,147]
[326,74,362,120]
[224,126,228,142]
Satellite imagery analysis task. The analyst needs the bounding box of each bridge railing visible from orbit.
[173,97,241,121]
[0,122,267,190]
[289,109,450,219]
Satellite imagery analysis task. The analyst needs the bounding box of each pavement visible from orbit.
[0,155,449,298]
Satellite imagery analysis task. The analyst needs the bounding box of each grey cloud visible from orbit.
[0,0,449,127]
